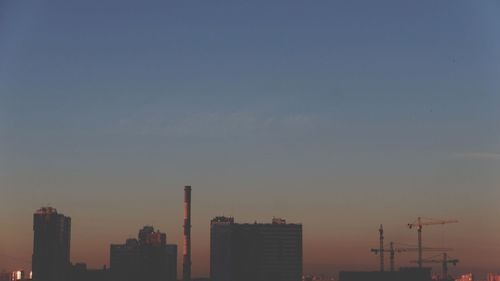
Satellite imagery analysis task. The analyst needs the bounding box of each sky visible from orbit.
[1,0,500,278]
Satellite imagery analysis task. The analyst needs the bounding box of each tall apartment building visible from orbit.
[32,207,71,281]
[210,216,302,281]
[110,226,177,281]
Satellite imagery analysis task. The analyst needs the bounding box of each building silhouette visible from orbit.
[110,226,177,281]
[166,244,178,281]
[339,268,433,281]
[69,263,110,281]
[210,216,302,281]
[455,273,474,281]
[32,207,71,281]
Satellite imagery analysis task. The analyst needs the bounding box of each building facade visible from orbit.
[32,207,71,281]
[210,216,302,281]
[110,226,177,281]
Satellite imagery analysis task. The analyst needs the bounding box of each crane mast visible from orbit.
[379,224,384,272]
[389,242,395,272]
[408,217,458,268]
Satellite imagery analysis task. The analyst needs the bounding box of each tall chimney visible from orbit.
[183,185,192,281]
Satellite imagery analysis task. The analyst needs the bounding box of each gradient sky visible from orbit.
[1,0,500,278]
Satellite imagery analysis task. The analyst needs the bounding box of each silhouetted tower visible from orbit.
[183,186,192,281]
[379,224,384,272]
[32,207,71,281]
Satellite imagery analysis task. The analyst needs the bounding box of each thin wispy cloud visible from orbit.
[116,108,318,138]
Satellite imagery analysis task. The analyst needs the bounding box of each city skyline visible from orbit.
[0,195,494,278]
[1,0,500,279]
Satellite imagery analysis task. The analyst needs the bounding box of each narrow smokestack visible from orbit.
[183,185,192,281]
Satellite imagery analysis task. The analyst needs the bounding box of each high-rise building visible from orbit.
[32,207,71,281]
[110,226,177,281]
[210,216,302,281]
[183,185,192,281]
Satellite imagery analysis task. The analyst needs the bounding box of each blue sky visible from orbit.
[1,0,500,277]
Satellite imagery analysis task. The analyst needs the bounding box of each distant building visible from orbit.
[455,273,474,281]
[166,244,178,281]
[339,267,432,281]
[487,273,500,281]
[110,226,177,281]
[0,270,31,281]
[303,274,335,281]
[210,216,302,281]
[32,207,71,281]
[69,263,110,281]
[10,270,25,281]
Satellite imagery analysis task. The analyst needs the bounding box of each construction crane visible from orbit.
[370,238,390,272]
[371,242,452,272]
[408,217,458,268]
[410,253,459,280]
[370,223,452,272]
